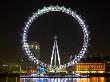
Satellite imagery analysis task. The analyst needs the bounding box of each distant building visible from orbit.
[67,55,107,74]
[0,64,20,73]
[74,63,105,74]
[28,41,40,60]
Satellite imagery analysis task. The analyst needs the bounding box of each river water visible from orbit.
[0,76,110,82]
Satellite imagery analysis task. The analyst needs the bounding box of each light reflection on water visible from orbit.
[20,77,105,82]
[0,76,109,82]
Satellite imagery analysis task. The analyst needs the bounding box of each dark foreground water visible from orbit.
[0,76,110,82]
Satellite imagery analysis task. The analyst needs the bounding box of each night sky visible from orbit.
[1,0,110,64]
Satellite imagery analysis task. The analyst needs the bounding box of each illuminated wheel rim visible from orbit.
[22,5,89,67]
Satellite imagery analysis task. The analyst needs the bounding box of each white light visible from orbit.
[29,19,32,22]
[36,45,38,49]
[77,58,80,61]
[33,57,36,60]
[34,60,36,63]
[74,60,77,63]
[31,58,34,60]
[80,55,82,58]
[23,33,26,36]
[26,50,30,53]
[27,22,30,25]
[29,56,32,58]
[27,54,30,56]
[22,5,89,67]
[31,17,34,20]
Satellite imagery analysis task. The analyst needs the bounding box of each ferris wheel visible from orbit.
[22,5,89,68]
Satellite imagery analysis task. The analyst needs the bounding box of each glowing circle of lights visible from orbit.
[22,5,89,67]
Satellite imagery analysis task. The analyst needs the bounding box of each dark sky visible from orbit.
[1,0,110,64]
